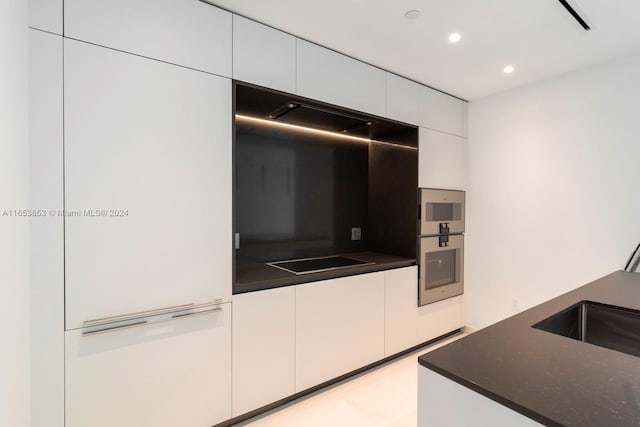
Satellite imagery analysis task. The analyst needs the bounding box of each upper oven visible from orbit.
[420,189,465,236]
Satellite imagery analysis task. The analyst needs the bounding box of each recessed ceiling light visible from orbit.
[503,65,515,74]
[404,10,421,19]
[448,33,461,43]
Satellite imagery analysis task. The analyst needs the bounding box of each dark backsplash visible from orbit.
[234,82,418,268]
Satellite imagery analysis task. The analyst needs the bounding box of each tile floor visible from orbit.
[235,330,471,427]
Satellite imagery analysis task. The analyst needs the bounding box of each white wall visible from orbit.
[0,0,31,426]
[466,54,640,329]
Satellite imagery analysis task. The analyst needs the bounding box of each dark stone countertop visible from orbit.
[419,271,640,427]
[234,251,416,294]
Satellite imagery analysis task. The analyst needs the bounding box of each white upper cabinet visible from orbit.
[419,127,467,190]
[296,39,386,117]
[419,87,466,137]
[386,73,420,125]
[233,15,296,94]
[64,40,232,329]
[64,0,232,76]
[29,0,62,34]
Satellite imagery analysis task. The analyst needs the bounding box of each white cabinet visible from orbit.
[29,0,62,34]
[232,287,295,416]
[419,87,466,137]
[64,39,232,329]
[295,273,385,391]
[386,73,420,125]
[64,0,232,76]
[29,28,64,427]
[417,295,464,343]
[65,304,231,427]
[233,15,296,94]
[419,367,542,427]
[384,267,418,356]
[296,39,386,117]
[419,127,467,190]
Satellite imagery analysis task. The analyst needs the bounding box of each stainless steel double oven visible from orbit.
[418,189,465,306]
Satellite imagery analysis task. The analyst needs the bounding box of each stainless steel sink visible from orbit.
[533,301,640,358]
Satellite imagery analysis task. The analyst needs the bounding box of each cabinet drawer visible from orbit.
[64,0,232,76]
[65,304,231,427]
[417,295,464,343]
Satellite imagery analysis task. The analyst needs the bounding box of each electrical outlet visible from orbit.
[351,227,362,241]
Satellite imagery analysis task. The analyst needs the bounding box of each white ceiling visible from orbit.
[207,0,640,100]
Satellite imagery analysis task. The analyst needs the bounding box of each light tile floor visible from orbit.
[235,330,471,427]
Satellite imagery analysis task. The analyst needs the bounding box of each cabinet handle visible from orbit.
[83,303,195,328]
[82,300,226,332]
[172,307,222,320]
[82,320,148,336]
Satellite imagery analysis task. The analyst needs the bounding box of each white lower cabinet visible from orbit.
[417,295,464,343]
[295,273,385,391]
[232,287,295,416]
[65,303,231,427]
[384,267,418,356]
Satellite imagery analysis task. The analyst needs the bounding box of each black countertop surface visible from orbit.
[234,251,416,294]
[419,271,640,426]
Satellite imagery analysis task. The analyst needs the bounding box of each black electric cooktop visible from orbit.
[267,256,373,275]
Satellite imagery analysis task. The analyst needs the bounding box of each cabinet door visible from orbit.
[29,0,62,35]
[419,127,467,190]
[296,40,386,117]
[296,273,385,391]
[233,15,296,94]
[386,73,420,125]
[64,0,231,76]
[417,295,464,343]
[419,87,466,137]
[232,287,295,416]
[64,40,232,329]
[29,28,64,427]
[65,304,231,427]
[384,267,418,356]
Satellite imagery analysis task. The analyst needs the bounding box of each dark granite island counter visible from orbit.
[418,271,640,427]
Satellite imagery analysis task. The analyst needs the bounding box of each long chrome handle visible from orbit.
[82,299,225,329]
[82,320,148,336]
[172,306,222,320]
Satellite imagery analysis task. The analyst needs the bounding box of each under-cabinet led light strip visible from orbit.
[235,114,417,151]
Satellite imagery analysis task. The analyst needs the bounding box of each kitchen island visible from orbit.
[418,271,640,426]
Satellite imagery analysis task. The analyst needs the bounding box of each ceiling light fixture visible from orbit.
[404,10,421,20]
[448,33,461,43]
[235,114,417,151]
[503,65,515,74]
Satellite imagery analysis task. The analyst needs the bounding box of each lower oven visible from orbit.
[419,234,464,306]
